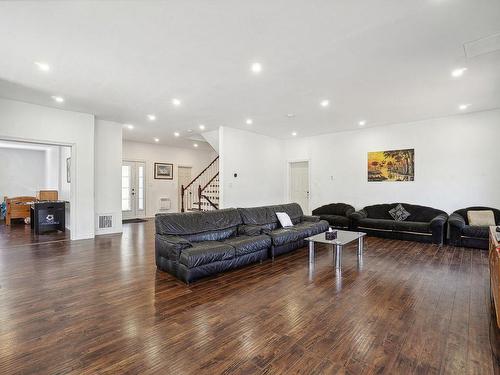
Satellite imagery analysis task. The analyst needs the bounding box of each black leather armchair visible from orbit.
[312,203,355,229]
[449,207,500,249]
[350,203,448,245]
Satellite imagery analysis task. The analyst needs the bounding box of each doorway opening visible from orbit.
[0,139,72,248]
[288,160,310,214]
[122,160,146,221]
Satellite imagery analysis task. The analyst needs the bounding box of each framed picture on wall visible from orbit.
[367,148,414,182]
[154,162,174,180]
[66,157,71,183]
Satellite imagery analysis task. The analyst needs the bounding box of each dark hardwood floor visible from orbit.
[0,220,69,249]
[0,219,496,374]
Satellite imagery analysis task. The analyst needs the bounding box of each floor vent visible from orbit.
[98,215,113,229]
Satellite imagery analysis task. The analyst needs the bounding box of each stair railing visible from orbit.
[181,156,219,212]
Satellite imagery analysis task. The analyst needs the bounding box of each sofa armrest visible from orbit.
[448,213,466,230]
[345,207,355,217]
[238,224,263,236]
[448,213,466,246]
[350,210,367,221]
[155,234,192,262]
[303,215,320,222]
[429,213,448,245]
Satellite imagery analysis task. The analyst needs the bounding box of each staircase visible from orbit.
[181,156,219,212]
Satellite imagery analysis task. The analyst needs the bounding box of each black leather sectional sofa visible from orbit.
[350,203,448,245]
[155,203,328,283]
[449,207,500,249]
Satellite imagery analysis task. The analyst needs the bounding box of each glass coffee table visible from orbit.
[305,230,366,270]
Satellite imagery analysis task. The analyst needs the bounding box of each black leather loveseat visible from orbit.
[312,203,355,229]
[155,203,329,283]
[350,203,448,245]
[449,207,500,249]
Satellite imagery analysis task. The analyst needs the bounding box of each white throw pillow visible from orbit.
[276,212,293,227]
[467,210,495,226]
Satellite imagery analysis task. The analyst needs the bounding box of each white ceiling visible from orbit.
[0,0,499,147]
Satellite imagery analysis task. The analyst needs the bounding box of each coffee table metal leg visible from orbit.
[334,244,342,270]
[308,241,315,264]
[358,237,364,257]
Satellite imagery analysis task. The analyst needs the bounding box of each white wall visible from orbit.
[283,109,500,213]
[0,147,47,198]
[219,126,285,208]
[44,146,60,190]
[0,98,95,240]
[95,120,123,235]
[122,141,216,216]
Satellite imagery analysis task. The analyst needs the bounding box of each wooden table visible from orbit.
[489,226,500,369]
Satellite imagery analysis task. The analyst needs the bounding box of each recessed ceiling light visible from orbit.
[174,131,180,137]
[125,124,134,130]
[147,114,156,121]
[287,113,295,118]
[193,143,199,148]
[172,98,181,106]
[451,67,467,78]
[51,95,64,103]
[154,138,160,142]
[459,104,470,110]
[199,124,206,130]
[320,99,330,107]
[358,120,367,126]
[292,132,297,136]
[34,61,50,72]
[251,62,262,74]
[246,118,253,125]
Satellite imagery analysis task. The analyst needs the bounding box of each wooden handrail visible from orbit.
[182,156,219,191]
[201,194,218,210]
[201,172,219,193]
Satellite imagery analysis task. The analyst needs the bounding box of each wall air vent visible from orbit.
[98,215,113,229]
[464,33,500,58]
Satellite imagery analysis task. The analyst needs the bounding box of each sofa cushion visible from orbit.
[238,206,279,231]
[276,212,293,227]
[462,225,489,239]
[392,221,430,234]
[156,208,242,237]
[467,210,496,226]
[269,203,304,225]
[320,214,350,228]
[292,220,329,238]
[221,235,272,256]
[179,241,235,268]
[268,228,301,246]
[357,218,395,231]
[453,207,500,225]
[364,203,446,222]
[389,204,410,221]
[312,203,355,217]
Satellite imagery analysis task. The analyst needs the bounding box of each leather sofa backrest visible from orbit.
[155,208,242,241]
[312,203,354,216]
[454,206,500,225]
[238,206,279,230]
[237,203,304,229]
[275,203,304,224]
[364,203,446,222]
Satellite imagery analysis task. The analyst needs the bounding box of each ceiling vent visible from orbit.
[464,33,500,58]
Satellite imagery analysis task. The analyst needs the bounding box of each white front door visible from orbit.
[178,166,192,212]
[122,161,146,220]
[289,161,310,214]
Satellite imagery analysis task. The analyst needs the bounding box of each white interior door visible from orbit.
[122,161,146,220]
[178,166,192,212]
[289,161,310,214]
